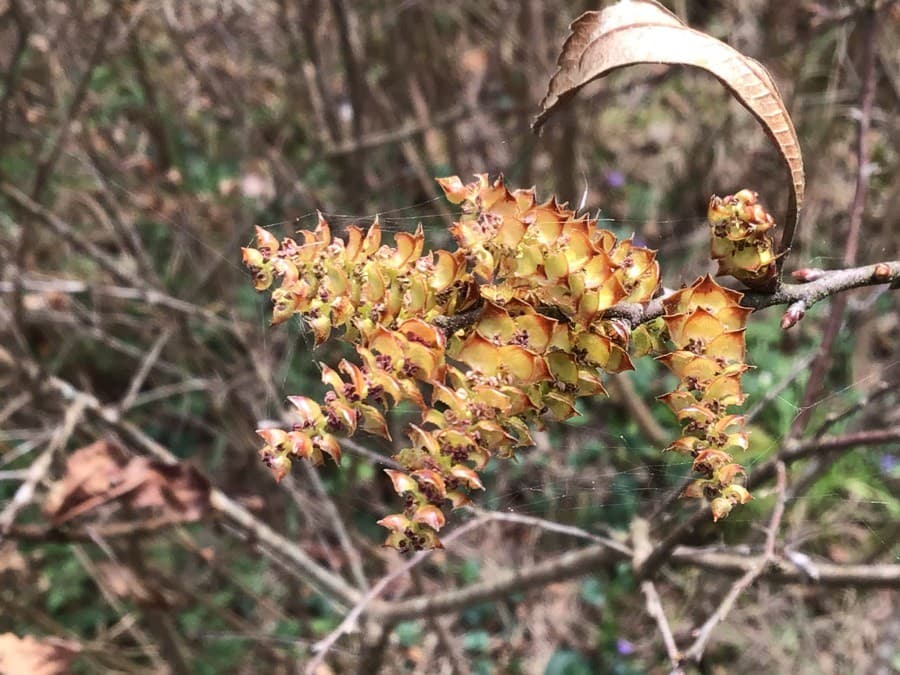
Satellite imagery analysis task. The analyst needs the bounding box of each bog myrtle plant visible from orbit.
[244,0,819,553]
[243,176,778,550]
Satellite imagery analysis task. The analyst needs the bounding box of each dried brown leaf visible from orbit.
[533,0,804,260]
[0,542,27,577]
[43,440,211,526]
[0,634,80,675]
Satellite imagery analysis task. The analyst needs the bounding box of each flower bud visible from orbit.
[412,504,446,531]
[873,263,892,282]
[780,304,805,330]
[721,484,752,505]
[254,226,280,256]
[384,469,418,495]
[241,247,264,269]
[710,496,733,521]
[791,267,825,282]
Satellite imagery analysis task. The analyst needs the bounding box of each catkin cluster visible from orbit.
[243,176,762,548]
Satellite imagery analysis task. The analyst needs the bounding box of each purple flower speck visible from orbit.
[605,170,626,189]
[616,638,635,655]
[879,453,898,474]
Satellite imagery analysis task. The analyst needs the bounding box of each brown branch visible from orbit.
[641,580,682,671]
[5,515,195,543]
[623,261,900,329]
[371,541,622,622]
[0,594,142,673]
[297,463,370,591]
[633,518,682,669]
[469,507,628,550]
[432,261,900,338]
[69,543,169,671]
[365,420,900,623]
[2,181,144,288]
[367,521,900,624]
[669,549,900,588]
[0,274,235,329]
[30,6,122,200]
[0,3,30,153]
[319,102,526,159]
[118,326,174,412]
[748,426,900,490]
[412,569,472,675]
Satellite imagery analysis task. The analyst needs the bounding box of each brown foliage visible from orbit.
[0,634,80,675]
[43,440,211,526]
[534,0,804,258]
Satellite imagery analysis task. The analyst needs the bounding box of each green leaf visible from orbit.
[463,630,491,654]
[544,649,592,675]
[395,621,423,647]
[579,577,606,608]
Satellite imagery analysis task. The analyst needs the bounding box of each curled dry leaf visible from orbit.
[96,561,175,607]
[43,440,211,527]
[533,0,804,263]
[0,542,28,579]
[0,634,81,675]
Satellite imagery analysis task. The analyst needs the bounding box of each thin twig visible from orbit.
[33,369,364,609]
[299,462,370,591]
[6,515,196,542]
[749,426,900,490]
[680,461,788,664]
[607,373,669,447]
[642,581,682,672]
[471,507,629,550]
[0,398,86,537]
[668,547,900,587]
[411,569,471,675]
[787,6,878,434]
[119,326,174,412]
[70,544,169,672]
[306,516,488,674]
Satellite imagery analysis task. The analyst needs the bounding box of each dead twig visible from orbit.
[0,398,86,538]
[306,516,488,674]
[680,461,788,664]
[642,581,682,672]
[787,6,879,434]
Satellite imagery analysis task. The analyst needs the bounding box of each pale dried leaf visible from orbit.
[43,440,211,526]
[0,542,27,577]
[533,0,804,258]
[96,562,174,607]
[0,634,80,675]
[43,441,130,518]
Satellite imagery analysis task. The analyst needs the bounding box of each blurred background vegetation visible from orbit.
[0,1,898,673]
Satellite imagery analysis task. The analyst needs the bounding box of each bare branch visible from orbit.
[371,541,621,622]
[641,581,682,672]
[669,550,900,588]
[0,398,86,538]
